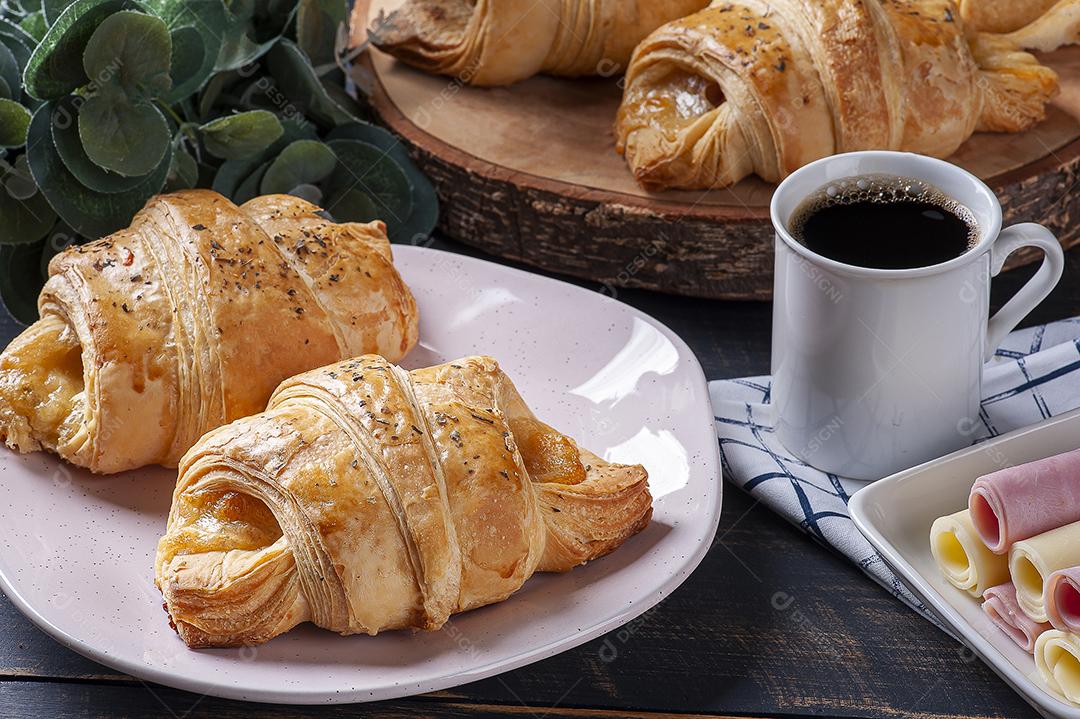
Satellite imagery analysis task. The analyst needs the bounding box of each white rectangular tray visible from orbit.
[850,407,1080,719]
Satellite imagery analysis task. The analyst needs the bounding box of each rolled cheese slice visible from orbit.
[969,449,1080,555]
[1010,521,1080,623]
[1035,630,1080,705]
[929,510,1010,597]
[982,582,1051,653]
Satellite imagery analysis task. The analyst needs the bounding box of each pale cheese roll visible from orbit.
[1035,630,1080,706]
[929,510,1010,597]
[1011,521,1080,623]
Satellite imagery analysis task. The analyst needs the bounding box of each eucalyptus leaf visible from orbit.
[210,116,316,196]
[0,98,31,147]
[23,0,137,100]
[19,11,48,42]
[287,182,322,205]
[5,155,38,200]
[166,142,197,190]
[323,186,378,224]
[197,69,237,119]
[78,90,170,176]
[0,43,18,100]
[140,0,227,104]
[233,159,268,204]
[167,25,205,100]
[27,102,169,237]
[296,0,346,68]
[325,138,419,242]
[215,0,297,71]
[0,32,33,78]
[259,138,335,194]
[42,0,78,26]
[83,10,172,100]
[51,94,148,192]
[0,239,46,323]
[39,221,78,278]
[0,172,56,244]
[327,122,438,241]
[266,38,356,127]
[198,109,282,159]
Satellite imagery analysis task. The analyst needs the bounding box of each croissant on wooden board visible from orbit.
[615,0,1075,190]
[367,0,709,86]
[155,354,653,648]
[0,190,418,474]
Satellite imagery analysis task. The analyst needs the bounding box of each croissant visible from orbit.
[959,0,1080,46]
[155,354,652,647]
[615,0,1065,190]
[0,190,418,474]
[367,0,709,86]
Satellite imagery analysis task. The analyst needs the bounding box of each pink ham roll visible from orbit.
[1045,567,1080,633]
[982,582,1051,653]
[969,449,1080,554]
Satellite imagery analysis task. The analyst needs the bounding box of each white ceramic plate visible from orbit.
[850,408,1080,718]
[0,245,721,704]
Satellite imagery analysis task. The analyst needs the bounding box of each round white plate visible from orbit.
[0,245,722,704]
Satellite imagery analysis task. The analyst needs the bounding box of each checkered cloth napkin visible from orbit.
[710,317,1080,621]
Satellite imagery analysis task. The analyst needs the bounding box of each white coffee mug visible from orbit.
[771,151,1065,481]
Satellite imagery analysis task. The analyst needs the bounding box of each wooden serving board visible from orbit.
[352,0,1080,299]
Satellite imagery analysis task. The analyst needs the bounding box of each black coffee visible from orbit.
[790,174,978,270]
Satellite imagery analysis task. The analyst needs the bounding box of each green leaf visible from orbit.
[216,0,297,71]
[287,182,322,205]
[5,155,38,200]
[211,115,316,196]
[51,94,148,192]
[42,0,78,26]
[39,222,78,278]
[0,168,56,244]
[233,159,268,204]
[167,25,205,101]
[326,125,439,242]
[140,0,227,104]
[324,138,413,235]
[26,102,170,237]
[0,239,46,323]
[296,0,346,68]
[197,69,237,119]
[23,0,137,101]
[82,10,172,100]
[78,90,170,176]
[266,38,357,127]
[166,142,197,190]
[259,138,335,194]
[19,11,48,42]
[198,109,283,159]
[323,186,378,224]
[0,43,20,101]
[0,99,31,147]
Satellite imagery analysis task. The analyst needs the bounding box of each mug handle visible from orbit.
[985,223,1065,361]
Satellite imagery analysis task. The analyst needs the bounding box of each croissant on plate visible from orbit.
[0,190,418,474]
[367,0,709,85]
[615,0,1072,190]
[155,354,653,647]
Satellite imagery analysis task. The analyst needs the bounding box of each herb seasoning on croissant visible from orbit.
[0,190,418,474]
[155,355,652,647]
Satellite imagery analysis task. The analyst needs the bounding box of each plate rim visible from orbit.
[850,407,1080,719]
[0,243,723,705]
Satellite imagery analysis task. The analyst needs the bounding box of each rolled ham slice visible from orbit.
[1010,521,1080,623]
[982,582,1051,652]
[1035,630,1080,706]
[969,449,1080,555]
[930,510,1011,596]
[1045,567,1080,633]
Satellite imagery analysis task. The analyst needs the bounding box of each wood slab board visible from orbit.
[353,0,1080,299]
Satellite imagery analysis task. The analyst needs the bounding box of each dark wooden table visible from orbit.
[2,234,1077,719]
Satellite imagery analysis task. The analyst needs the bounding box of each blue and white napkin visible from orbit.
[710,317,1080,621]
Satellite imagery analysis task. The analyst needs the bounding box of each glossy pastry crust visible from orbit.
[615,0,1063,190]
[155,354,653,647]
[367,0,709,85]
[0,190,418,474]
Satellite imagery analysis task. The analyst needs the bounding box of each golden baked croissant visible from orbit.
[615,0,1066,190]
[367,0,709,85]
[959,0,1080,48]
[0,191,418,474]
[155,354,652,647]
